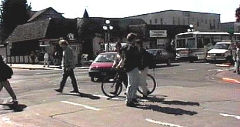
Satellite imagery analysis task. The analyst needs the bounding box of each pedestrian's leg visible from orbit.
[236,60,239,74]
[59,69,69,91]
[139,68,149,96]
[2,81,17,101]
[0,82,4,92]
[69,69,79,92]
[126,68,139,104]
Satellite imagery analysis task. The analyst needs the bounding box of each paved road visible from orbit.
[0,62,240,127]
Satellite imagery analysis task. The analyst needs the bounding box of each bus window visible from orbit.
[203,38,211,45]
[176,39,185,48]
[197,38,204,48]
[186,38,195,48]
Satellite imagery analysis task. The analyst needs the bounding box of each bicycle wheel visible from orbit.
[138,74,156,95]
[101,75,123,98]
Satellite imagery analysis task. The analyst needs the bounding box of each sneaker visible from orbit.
[55,89,62,93]
[13,100,18,106]
[126,102,138,107]
[70,90,80,93]
[132,98,138,103]
[142,95,148,99]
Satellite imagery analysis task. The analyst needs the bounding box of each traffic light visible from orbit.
[236,6,240,22]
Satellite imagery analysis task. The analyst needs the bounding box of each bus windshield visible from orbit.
[186,38,195,48]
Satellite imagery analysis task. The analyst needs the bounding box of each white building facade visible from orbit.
[126,10,221,32]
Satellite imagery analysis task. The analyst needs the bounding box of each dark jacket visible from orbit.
[0,61,13,81]
[138,48,148,70]
[121,44,140,72]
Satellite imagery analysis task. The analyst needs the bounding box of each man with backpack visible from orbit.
[0,55,18,106]
[135,39,151,98]
[117,33,141,107]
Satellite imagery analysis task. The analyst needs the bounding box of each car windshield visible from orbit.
[94,53,116,62]
[213,43,230,49]
[147,50,158,55]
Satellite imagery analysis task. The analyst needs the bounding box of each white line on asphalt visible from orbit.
[187,69,196,71]
[208,69,223,72]
[146,118,184,127]
[1,116,22,126]
[93,94,121,100]
[220,113,240,120]
[61,101,100,111]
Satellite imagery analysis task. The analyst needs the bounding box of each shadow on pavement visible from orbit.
[135,96,199,115]
[136,104,197,116]
[155,64,180,68]
[0,103,27,112]
[61,92,100,100]
[147,96,200,106]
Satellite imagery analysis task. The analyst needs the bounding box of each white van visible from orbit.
[206,41,232,62]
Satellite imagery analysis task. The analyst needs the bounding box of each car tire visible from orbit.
[91,77,95,82]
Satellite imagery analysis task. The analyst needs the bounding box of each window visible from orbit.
[176,39,186,48]
[173,17,175,25]
[155,18,157,24]
[178,17,180,25]
[149,20,152,24]
[197,38,204,48]
[160,18,163,24]
[186,38,195,48]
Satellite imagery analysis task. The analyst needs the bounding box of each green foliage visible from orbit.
[236,5,240,22]
[1,0,31,41]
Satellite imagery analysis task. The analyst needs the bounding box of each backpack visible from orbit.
[143,50,156,69]
[0,62,13,80]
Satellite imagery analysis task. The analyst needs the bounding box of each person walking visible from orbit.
[235,43,240,74]
[55,39,79,93]
[43,52,50,67]
[0,55,18,106]
[118,33,141,107]
[135,39,150,98]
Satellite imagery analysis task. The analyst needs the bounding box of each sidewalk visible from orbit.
[9,64,89,70]
[215,67,240,84]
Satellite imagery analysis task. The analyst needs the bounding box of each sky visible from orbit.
[27,0,239,23]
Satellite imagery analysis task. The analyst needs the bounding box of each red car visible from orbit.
[89,52,117,82]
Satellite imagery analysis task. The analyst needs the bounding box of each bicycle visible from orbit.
[101,68,156,98]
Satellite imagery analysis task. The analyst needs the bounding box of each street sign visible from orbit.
[149,30,167,37]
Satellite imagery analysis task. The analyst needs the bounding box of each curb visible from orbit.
[222,77,240,84]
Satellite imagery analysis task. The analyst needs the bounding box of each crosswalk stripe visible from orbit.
[61,101,100,111]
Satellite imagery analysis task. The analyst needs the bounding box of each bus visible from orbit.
[175,31,240,62]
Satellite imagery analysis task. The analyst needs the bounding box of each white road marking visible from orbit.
[2,117,12,124]
[1,116,23,126]
[61,101,100,111]
[220,113,240,120]
[208,69,223,72]
[93,94,122,100]
[146,118,184,127]
[187,69,196,71]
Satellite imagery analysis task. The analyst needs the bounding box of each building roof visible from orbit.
[125,9,220,18]
[7,19,51,43]
[28,7,63,22]
[7,18,77,43]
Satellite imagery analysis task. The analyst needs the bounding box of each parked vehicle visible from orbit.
[206,41,232,62]
[147,49,174,66]
[175,31,240,62]
[89,52,117,82]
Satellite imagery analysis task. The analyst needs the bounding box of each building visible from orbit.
[4,7,80,64]
[125,10,221,32]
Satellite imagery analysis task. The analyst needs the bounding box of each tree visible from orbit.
[236,5,240,22]
[0,0,31,42]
